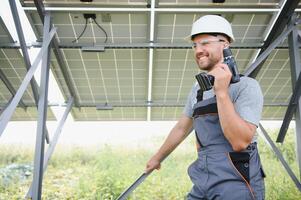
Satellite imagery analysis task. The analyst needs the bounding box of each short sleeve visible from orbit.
[183,85,195,118]
[234,79,263,127]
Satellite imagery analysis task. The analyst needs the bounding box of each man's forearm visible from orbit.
[216,92,254,151]
[154,126,190,162]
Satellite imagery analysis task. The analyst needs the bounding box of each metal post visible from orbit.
[26,97,73,198]
[288,15,301,180]
[0,27,56,137]
[31,13,51,200]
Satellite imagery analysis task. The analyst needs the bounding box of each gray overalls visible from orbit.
[187,89,265,200]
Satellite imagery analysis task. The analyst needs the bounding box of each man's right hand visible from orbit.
[145,156,161,174]
[144,115,193,174]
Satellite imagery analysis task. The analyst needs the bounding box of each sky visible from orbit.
[0,0,296,147]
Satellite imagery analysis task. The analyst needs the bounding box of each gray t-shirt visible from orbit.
[183,76,263,142]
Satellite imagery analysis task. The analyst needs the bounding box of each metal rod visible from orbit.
[26,97,73,198]
[28,13,51,200]
[258,123,301,191]
[116,173,149,200]
[0,28,56,138]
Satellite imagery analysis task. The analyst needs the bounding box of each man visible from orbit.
[145,15,265,199]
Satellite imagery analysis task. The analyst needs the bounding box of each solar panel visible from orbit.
[13,1,301,120]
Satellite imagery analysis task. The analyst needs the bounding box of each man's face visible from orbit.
[192,34,227,72]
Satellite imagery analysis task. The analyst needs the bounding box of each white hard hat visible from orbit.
[186,15,235,43]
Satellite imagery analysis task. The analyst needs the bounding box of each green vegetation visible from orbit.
[0,129,301,200]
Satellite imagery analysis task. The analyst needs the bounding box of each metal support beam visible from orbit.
[9,0,40,104]
[33,0,79,107]
[146,0,155,121]
[26,97,73,198]
[276,51,301,142]
[276,14,301,180]
[0,27,56,138]
[277,15,301,143]
[23,6,300,13]
[0,102,288,108]
[248,0,300,78]
[1,42,298,49]
[243,23,295,76]
[0,67,26,109]
[258,123,301,191]
[9,0,50,144]
[35,42,290,49]
[31,13,52,200]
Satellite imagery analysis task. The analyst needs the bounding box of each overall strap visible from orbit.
[196,89,203,102]
[195,88,204,148]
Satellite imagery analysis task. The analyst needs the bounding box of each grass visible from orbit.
[0,129,301,199]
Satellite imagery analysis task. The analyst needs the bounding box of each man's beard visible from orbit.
[197,56,220,72]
